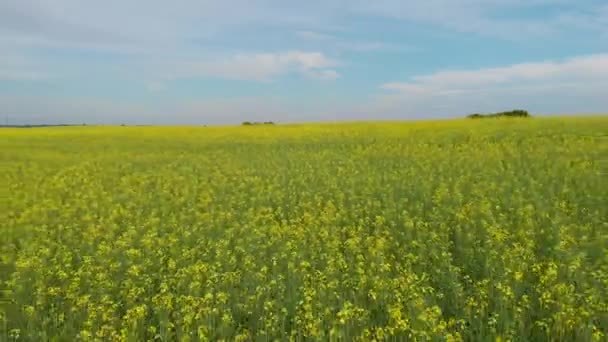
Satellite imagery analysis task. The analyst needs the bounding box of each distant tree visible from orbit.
[242,121,276,126]
[501,109,530,117]
[467,110,530,119]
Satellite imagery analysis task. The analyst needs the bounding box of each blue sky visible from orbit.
[1,0,607,125]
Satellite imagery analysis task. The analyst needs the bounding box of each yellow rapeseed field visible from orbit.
[1,117,607,341]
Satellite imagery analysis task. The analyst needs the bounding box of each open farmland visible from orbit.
[1,117,607,341]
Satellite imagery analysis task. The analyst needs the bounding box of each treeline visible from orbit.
[242,121,275,126]
[467,110,530,119]
[0,124,84,128]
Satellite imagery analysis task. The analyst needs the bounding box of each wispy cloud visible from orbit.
[2,0,606,54]
[338,41,412,52]
[294,30,410,53]
[381,54,608,95]
[167,51,339,82]
[376,54,608,116]
[354,0,608,40]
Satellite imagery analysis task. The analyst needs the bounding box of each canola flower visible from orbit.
[1,117,607,341]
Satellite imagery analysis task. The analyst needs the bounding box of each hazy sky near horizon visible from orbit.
[1,0,607,125]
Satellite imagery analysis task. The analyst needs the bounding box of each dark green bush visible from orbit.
[242,121,276,126]
[467,110,530,119]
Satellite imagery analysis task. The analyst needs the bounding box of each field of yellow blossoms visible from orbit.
[2,117,607,341]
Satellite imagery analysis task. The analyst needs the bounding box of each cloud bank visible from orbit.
[377,54,608,116]
[382,54,608,95]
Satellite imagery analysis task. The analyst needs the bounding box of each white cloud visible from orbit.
[171,51,339,81]
[382,54,608,95]
[376,54,608,116]
[286,51,336,69]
